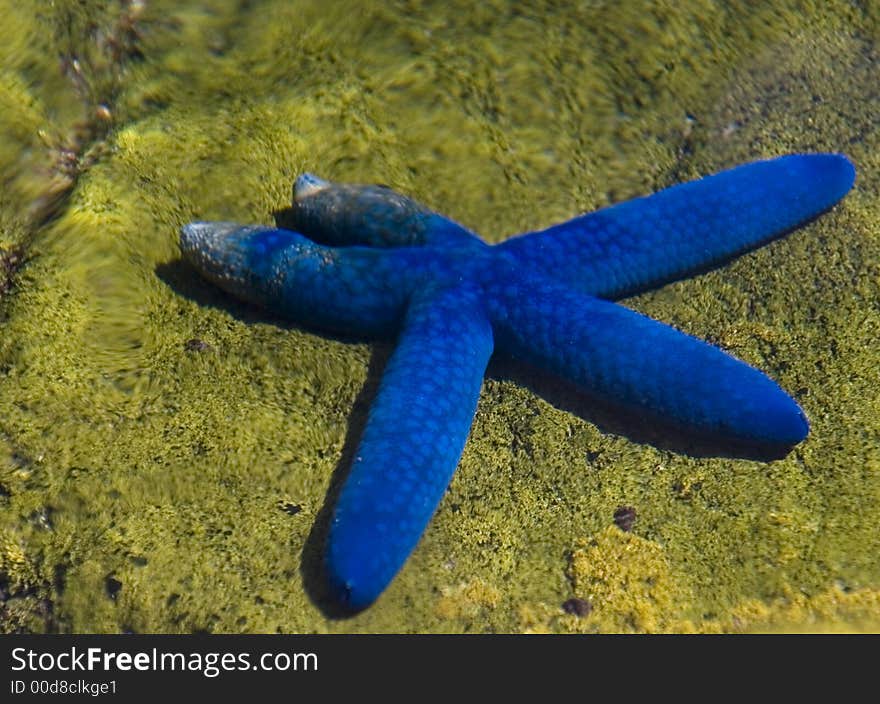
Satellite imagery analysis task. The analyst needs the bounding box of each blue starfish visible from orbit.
[179,153,855,611]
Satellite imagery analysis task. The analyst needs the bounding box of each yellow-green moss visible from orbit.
[567,525,690,633]
[0,0,878,633]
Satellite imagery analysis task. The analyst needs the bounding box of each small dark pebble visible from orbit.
[613,505,637,532]
[105,576,123,601]
[184,338,211,352]
[562,598,592,617]
[279,502,302,516]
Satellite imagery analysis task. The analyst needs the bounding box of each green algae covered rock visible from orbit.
[0,0,878,633]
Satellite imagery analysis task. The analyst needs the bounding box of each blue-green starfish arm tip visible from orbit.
[288,173,483,249]
[181,220,419,336]
[179,152,853,608]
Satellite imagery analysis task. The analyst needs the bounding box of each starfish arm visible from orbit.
[180,222,424,337]
[289,174,484,249]
[486,272,808,446]
[497,153,856,299]
[326,285,493,610]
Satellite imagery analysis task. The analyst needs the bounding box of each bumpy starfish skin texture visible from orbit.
[180,153,855,610]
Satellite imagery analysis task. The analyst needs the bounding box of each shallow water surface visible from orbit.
[0,0,878,633]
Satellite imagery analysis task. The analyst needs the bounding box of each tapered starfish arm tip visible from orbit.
[808,152,857,200]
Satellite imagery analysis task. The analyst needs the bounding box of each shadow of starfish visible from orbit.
[177,153,855,612]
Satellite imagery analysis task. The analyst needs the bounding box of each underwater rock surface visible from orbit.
[0,0,878,632]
